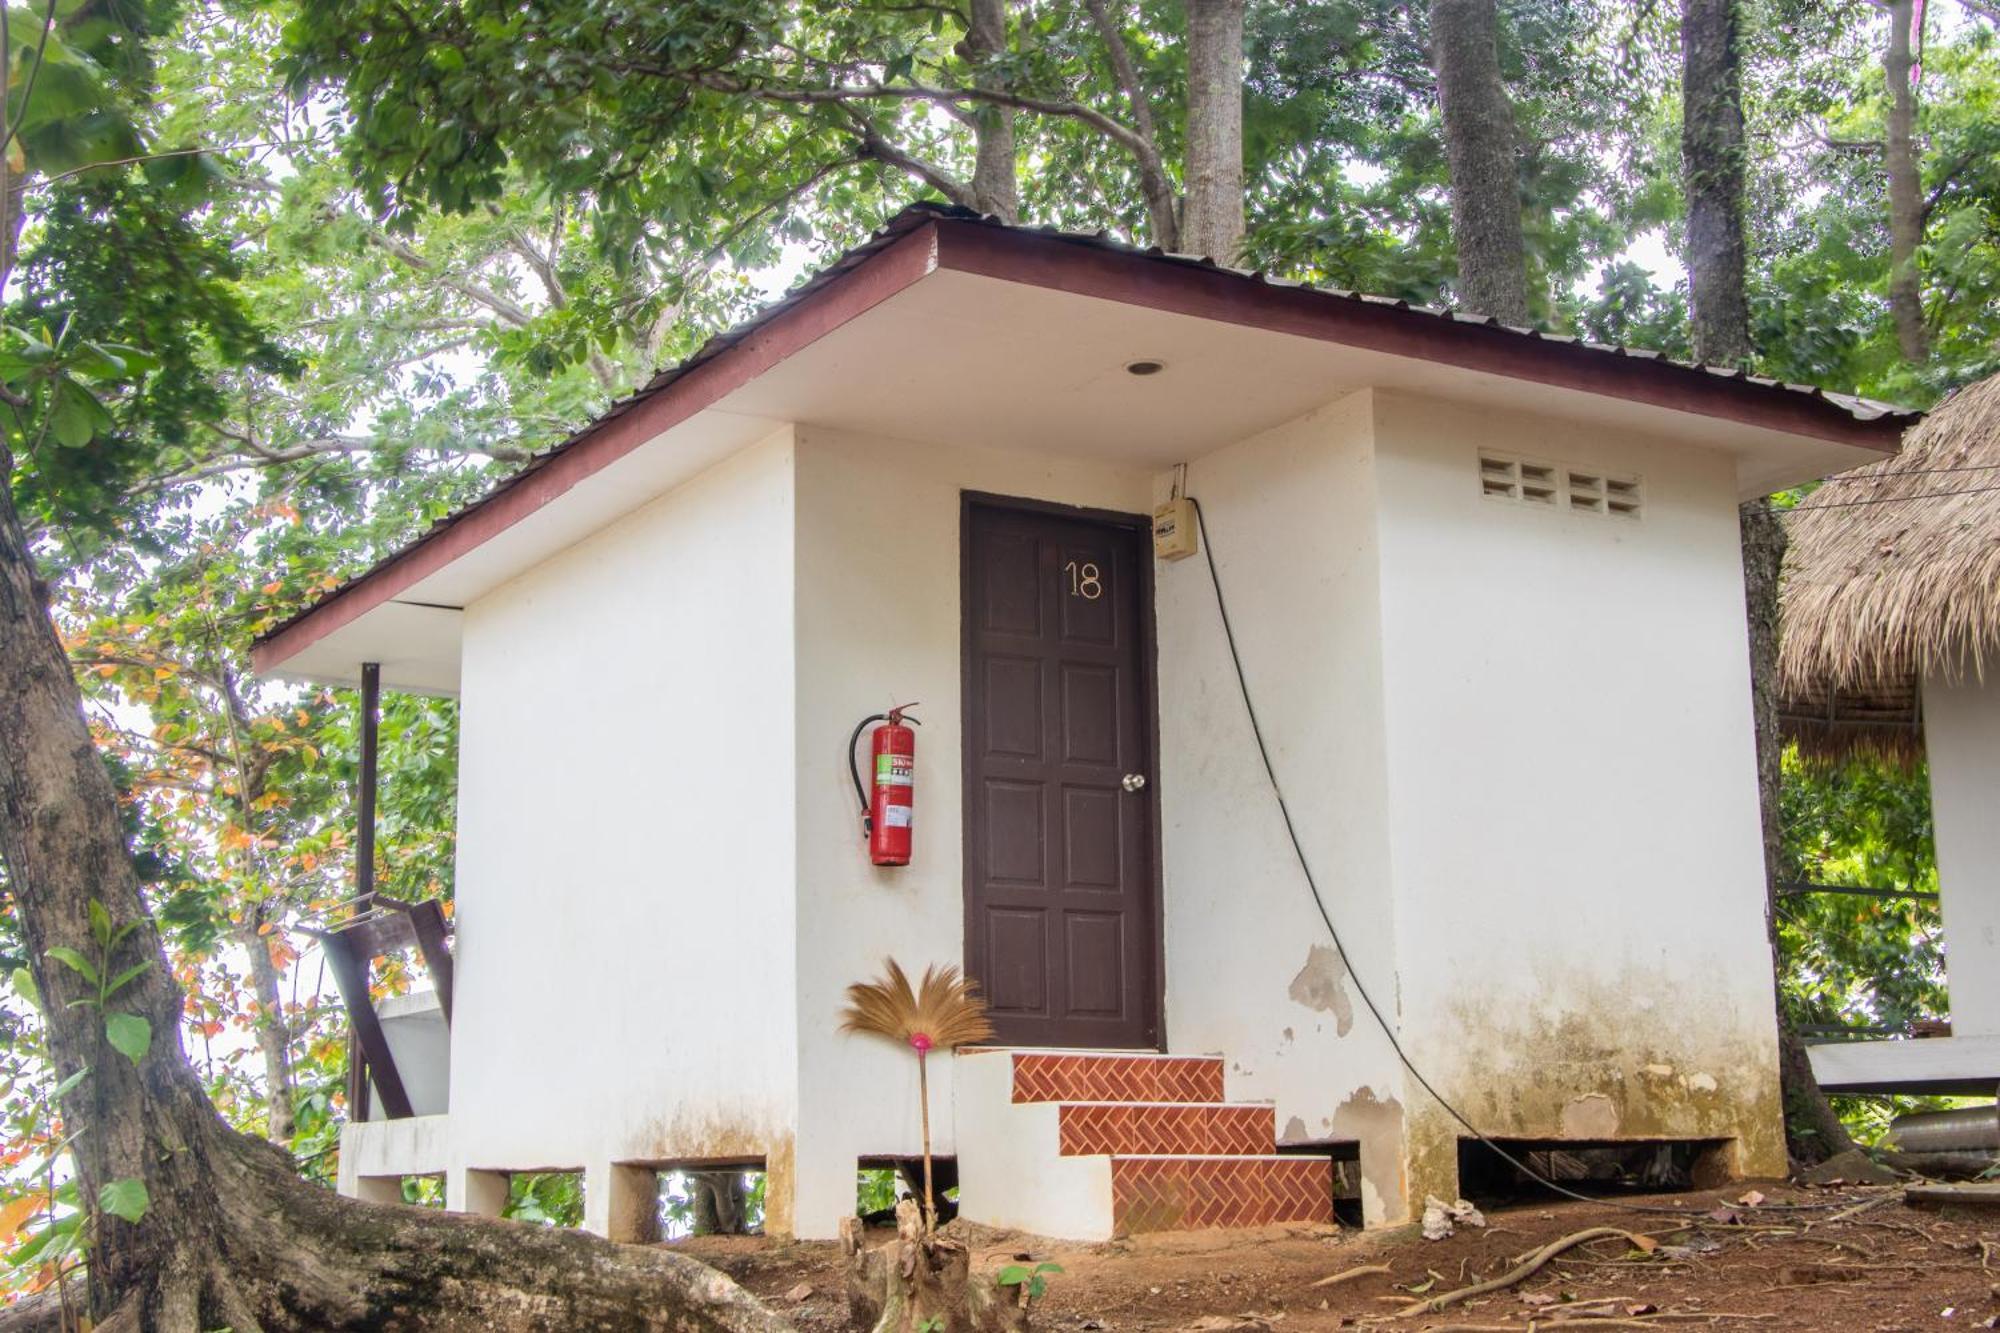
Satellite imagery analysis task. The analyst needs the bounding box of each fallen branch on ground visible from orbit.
[1395,1227,1655,1317]
[1310,1264,1390,1289]
[1414,1316,1778,1331]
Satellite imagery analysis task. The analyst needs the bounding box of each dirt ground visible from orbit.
[670,1182,1999,1332]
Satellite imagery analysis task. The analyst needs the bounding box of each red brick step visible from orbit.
[1058,1102,1275,1156]
[1010,1052,1225,1104]
[1110,1155,1333,1233]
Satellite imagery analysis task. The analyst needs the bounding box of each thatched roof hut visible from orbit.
[1780,373,1998,762]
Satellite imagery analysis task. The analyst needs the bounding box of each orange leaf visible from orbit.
[0,1194,41,1245]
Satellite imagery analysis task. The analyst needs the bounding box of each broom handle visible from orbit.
[918,1048,935,1233]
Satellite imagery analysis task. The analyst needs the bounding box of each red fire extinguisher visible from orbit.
[849,704,919,866]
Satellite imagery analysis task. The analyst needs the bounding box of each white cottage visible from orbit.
[253,205,1910,1242]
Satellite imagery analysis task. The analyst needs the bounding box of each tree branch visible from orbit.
[136,430,532,494]
[1083,0,1179,247]
[361,225,537,328]
[842,111,973,206]
[623,61,1161,165]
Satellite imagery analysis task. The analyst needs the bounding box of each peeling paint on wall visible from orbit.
[1288,944,1356,1037]
[1560,1093,1621,1138]
[1397,968,1788,1199]
[1331,1085,1408,1226]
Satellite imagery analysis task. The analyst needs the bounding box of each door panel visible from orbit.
[964,499,1161,1050]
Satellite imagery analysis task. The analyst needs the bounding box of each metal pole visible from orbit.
[347,662,383,1119]
[358,662,380,905]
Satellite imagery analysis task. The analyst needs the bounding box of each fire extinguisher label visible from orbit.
[882,805,914,828]
[875,754,914,786]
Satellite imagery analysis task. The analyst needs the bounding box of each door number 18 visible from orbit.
[1064,560,1104,600]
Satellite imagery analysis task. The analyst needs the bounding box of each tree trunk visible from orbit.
[963,0,1019,221]
[1739,500,1857,1167]
[236,904,298,1145]
[840,1202,1029,1333]
[1180,0,1245,262]
[1685,0,1851,1165]
[0,456,791,1331]
[690,1170,748,1235]
[1883,0,1928,363]
[1681,0,1753,367]
[1429,0,1532,325]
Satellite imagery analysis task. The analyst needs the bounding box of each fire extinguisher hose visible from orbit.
[848,709,923,830]
[847,713,887,829]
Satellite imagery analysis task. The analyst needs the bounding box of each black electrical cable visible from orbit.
[1187,496,1842,1217]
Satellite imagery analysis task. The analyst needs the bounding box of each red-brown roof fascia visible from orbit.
[255,203,1914,674]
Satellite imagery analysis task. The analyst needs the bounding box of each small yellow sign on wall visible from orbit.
[1152,497,1198,561]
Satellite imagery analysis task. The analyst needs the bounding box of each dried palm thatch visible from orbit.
[840,959,994,1231]
[1779,374,1995,763]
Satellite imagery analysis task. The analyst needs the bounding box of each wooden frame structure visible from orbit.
[308,660,455,1122]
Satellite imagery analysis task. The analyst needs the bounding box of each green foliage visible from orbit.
[1777,752,1945,1035]
[42,898,155,1074]
[103,1012,149,1065]
[857,1166,900,1215]
[9,174,297,536]
[96,1177,148,1224]
[503,1171,585,1228]
[996,1261,1063,1302]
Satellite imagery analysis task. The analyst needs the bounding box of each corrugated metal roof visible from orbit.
[255,201,1918,653]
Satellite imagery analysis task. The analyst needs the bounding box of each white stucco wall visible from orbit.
[1370,391,1786,1190]
[1922,673,2000,1037]
[449,427,801,1228]
[1152,391,1415,1223]
[367,991,451,1119]
[788,425,1155,1240]
[428,388,1789,1239]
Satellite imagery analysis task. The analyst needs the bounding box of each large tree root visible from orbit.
[0,1121,792,1333]
[840,1201,1030,1333]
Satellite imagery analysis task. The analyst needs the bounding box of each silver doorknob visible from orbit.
[1122,773,1148,792]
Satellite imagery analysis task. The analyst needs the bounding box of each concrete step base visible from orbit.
[956,1049,1333,1239]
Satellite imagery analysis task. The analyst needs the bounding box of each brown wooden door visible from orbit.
[963,497,1162,1050]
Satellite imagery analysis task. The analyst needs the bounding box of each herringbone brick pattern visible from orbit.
[1109,1156,1333,1232]
[1011,1053,1225,1104]
[1058,1102,1274,1156]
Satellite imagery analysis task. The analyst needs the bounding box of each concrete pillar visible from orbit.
[1330,1084,1416,1229]
[762,1136,798,1241]
[448,1167,510,1217]
[586,1162,660,1242]
[1923,675,2000,1037]
[354,1176,405,1206]
[1690,1138,1744,1190]
[1400,1112,1459,1227]
[790,1125,858,1242]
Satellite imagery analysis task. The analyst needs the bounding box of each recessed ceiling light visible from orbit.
[1126,359,1166,376]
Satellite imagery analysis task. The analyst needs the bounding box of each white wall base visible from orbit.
[337,1114,453,1200]
[953,1051,1115,1241]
